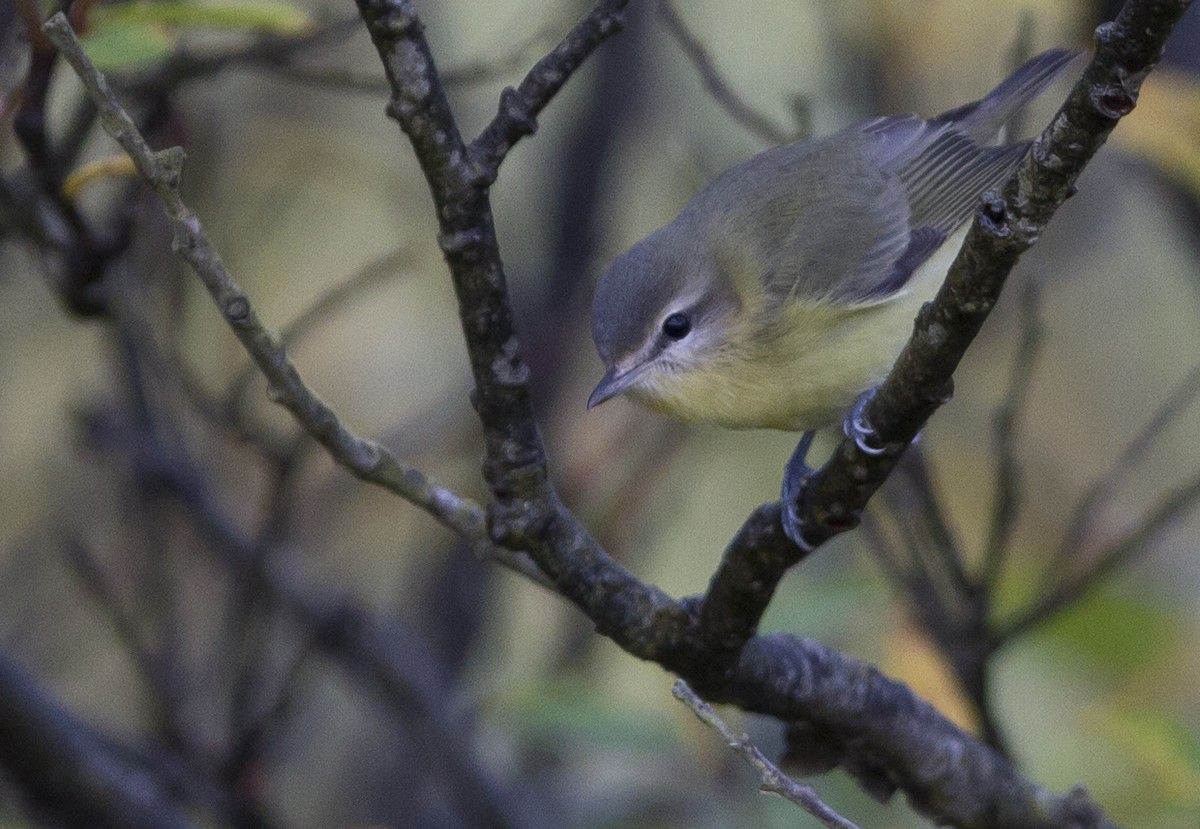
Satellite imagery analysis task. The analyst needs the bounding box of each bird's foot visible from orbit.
[843,388,886,456]
[780,430,818,551]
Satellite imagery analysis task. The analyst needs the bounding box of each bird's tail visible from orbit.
[934,48,1084,142]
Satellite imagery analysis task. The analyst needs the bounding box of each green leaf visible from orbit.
[91,1,313,35]
[1033,590,1180,675]
[80,20,174,71]
[1089,705,1200,807]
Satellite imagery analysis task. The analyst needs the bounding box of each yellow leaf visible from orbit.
[63,155,139,200]
[881,616,981,736]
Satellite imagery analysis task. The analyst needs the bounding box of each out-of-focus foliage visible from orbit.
[81,0,313,70]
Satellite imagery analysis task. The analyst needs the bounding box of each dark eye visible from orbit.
[661,312,691,340]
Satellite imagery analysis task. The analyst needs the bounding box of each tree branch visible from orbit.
[673,679,861,829]
[657,0,795,145]
[41,12,489,548]
[43,2,1190,826]
[0,651,195,829]
[470,0,629,180]
[699,0,1193,659]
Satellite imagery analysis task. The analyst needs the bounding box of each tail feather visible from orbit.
[934,49,1084,142]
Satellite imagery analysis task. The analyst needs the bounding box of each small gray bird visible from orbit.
[589,49,1079,434]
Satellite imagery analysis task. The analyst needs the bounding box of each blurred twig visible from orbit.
[672,680,861,829]
[997,361,1200,641]
[0,651,195,829]
[43,13,491,546]
[223,245,413,412]
[263,24,558,92]
[981,274,1045,589]
[1050,360,1200,577]
[118,15,557,96]
[656,0,796,145]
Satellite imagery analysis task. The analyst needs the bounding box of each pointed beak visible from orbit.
[588,365,635,410]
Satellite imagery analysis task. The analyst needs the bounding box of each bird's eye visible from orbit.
[661,312,691,340]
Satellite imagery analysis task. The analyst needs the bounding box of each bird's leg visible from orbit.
[780,430,817,550]
[843,388,886,456]
[780,388,888,549]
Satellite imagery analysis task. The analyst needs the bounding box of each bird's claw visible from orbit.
[780,430,818,551]
[844,388,887,456]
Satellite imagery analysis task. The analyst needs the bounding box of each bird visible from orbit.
[587,49,1080,546]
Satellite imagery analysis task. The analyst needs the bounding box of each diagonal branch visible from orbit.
[470,0,629,180]
[657,0,795,145]
[43,2,1185,827]
[41,12,488,547]
[673,679,861,829]
[698,0,1194,661]
[0,650,195,829]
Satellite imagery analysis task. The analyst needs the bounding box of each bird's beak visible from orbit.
[588,365,637,410]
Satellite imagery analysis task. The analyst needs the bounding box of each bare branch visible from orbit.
[42,12,487,544]
[672,679,861,829]
[0,651,195,829]
[657,0,795,145]
[701,0,1193,662]
[981,274,1045,588]
[471,0,630,180]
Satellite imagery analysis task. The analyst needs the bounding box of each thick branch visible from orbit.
[44,3,1178,827]
[42,13,488,546]
[700,0,1193,658]
[726,635,1118,829]
[352,2,680,653]
[0,651,194,829]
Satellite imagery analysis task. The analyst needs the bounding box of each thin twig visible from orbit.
[471,0,630,180]
[43,13,487,544]
[223,245,413,412]
[1048,360,1200,577]
[981,274,1045,589]
[672,680,861,829]
[1000,466,1200,641]
[657,0,795,145]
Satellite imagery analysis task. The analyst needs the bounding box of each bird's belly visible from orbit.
[636,232,958,431]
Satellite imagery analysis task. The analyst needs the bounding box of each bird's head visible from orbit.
[589,227,743,416]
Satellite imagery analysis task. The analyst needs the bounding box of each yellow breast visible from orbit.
[628,228,962,431]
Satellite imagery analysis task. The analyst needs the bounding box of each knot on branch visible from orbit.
[499,87,538,137]
[978,192,1011,237]
[150,147,185,190]
[222,296,251,325]
[386,95,419,121]
[1090,84,1137,119]
[490,336,531,388]
[437,227,485,256]
[487,497,553,550]
[364,0,421,35]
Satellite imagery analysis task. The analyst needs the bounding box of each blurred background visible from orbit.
[1,1,1199,827]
